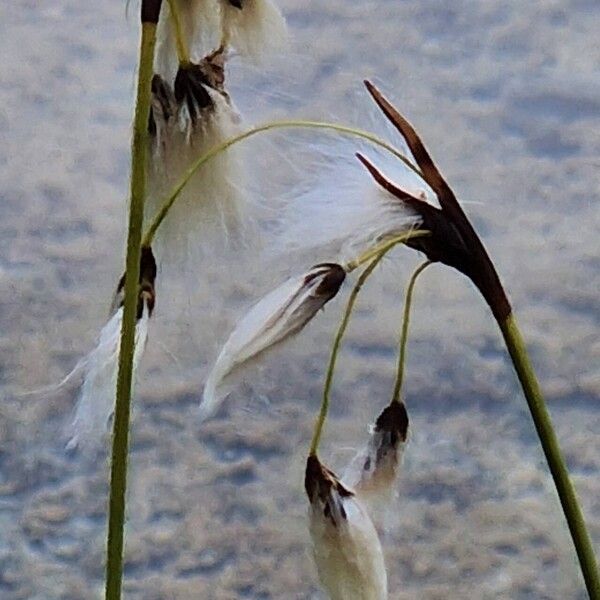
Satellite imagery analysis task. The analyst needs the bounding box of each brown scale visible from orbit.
[371,401,409,472]
[305,455,354,527]
[111,246,157,320]
[303,263,346,300]
[359,81,511,324]
[148,74,177,137]
[174,48,230,124]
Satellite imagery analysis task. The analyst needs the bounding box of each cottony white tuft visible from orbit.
[220,0,288,61]
[280,143,422,267]
[146,68,249,270]
[154,0,221,82]
[305,455,388,600]
[344,401,409,521]
[200,263,346,420]
[65,305,150,453]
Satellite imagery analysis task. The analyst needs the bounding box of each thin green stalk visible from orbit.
[344,230,430,272]
[499,315,600,598]
[390,260,431,403]
[141,120,423,246]
[105,14,158,600]
[308,231,423,456]
[167,0,190,66]
[309,256,385,456]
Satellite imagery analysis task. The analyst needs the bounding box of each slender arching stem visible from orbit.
[141,120,423,246]
[167,0,190,66]
[308,231,424,456]
[390,260,431,403]
[105,3,160,599]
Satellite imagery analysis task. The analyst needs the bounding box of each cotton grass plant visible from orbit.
[53,0,599,598]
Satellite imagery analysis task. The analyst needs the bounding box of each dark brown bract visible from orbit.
[359,81,511,323]
[305,455,353,526]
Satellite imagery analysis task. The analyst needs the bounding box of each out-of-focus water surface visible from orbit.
[1,1,599,598]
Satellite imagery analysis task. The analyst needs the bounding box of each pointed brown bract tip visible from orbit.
[375,401,409,443]
[363,80,512,323]
[363,80,393,117]
[355,151,371,170]
[363,79,376,95]
[363,79,458,210]
[356,152,424,207]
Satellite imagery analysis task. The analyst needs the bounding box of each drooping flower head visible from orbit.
[305,455,388,600]
[66,248,157,453]
[344,401,409,520]
[201,263,346,420]
[146,47,247,267]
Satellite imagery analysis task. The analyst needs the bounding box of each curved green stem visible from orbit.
[309,256,384,456]
[390,260,431,403]
[167,0,190,66]
[308,231,423,456]
[499,314,600,598]
[141,120,422,246]
[344,230,430,273]
[105,13,158,600]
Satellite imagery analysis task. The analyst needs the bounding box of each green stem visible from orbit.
[344,230,430,273]
[390,260,431,403]
[141,120,422,246]
[309,256,384,456]
[308,231,422,456]
[105,16,158,600]
[499,314,600,598]
[167,0,190,66]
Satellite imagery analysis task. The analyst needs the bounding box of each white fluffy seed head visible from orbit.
[343,402,409,521]
[154,0,222,82]
[278,136,423,268]
[65,304,150,454]
[146,68,250,271]
[220,0,288,61]
[200,263,346,420]
[154,0,287,79]
[305,455,388,600]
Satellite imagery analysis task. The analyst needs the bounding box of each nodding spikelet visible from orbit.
[344,401,409,518]
[146,49,249,266]
[220,0,288,60]
[201,263,346,420]
[66,249,157,453]
[305,455,388,600]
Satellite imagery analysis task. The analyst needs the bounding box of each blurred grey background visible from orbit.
[1,1,599,598]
